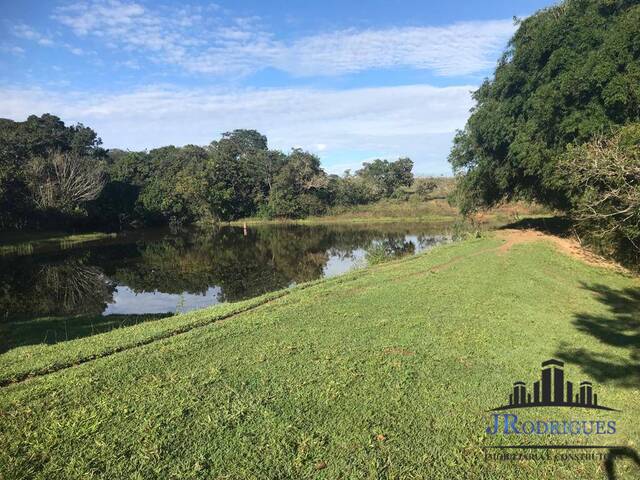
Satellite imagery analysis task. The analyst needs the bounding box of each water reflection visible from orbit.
[0,223,450,351]
[103,286,223,315]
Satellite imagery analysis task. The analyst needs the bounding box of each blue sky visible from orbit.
[0,0,556,174]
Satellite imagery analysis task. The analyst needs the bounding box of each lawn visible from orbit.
[0,231,638,479]
[0,312,173,355]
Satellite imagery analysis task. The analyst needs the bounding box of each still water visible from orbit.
[0,223,450,350]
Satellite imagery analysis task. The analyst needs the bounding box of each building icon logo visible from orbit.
[490,359,618,411]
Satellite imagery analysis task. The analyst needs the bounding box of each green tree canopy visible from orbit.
[449,0,640,213]
[0,114,105,229]
[267,149,330,218]
[356,158,414,197]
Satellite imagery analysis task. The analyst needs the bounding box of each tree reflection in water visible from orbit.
[0,223,450,349]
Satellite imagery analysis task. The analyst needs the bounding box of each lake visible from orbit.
[0,223,451,350]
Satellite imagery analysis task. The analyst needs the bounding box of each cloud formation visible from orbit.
[0,83,475,174]
[279,21,515,77]
[12,24,54,46]
[50,0,515,77]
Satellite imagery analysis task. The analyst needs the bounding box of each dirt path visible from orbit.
[496,228,623,271]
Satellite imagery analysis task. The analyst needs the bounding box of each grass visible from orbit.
[228,198,551,227]
[0,231,116,256]
[0,288,302,385]
[0,312,174,354]
[1,230,639,479]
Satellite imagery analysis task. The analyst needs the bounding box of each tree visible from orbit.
[107,150,152,186]
[333,174,384,206]
[218,129,268,152]
[414,178,438,200]
[449,0,640,213]
[267,149,330,218]
[28,152,105,212]
[0,114,105,228]
[559,123,640,253]
[356,158,414,196]
[0,118,419,229]
[138,145,210,224]
[205,133,267,221]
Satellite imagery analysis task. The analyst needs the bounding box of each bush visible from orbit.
[333,175,384,206]
[560,124,640,253]
[390,186,412,201]
[448,219,483,241]
[413,178,438,200]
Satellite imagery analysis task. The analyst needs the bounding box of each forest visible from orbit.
[0,115,423,231]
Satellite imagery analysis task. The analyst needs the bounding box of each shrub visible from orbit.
[560,124,640,254]
[413,178,438,200]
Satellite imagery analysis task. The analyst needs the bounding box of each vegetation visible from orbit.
[3,2,640,476]
[0,312,171,355]
[1,234,638,478]
[560,124,640,258]
[0,114,105,230]
[0,116,419,231]
[0,231,116,256]
[235,199,548,228]
[364,238,419,265]
[449,0,640,256]
[236,198,459,225]
[223,176,502,225]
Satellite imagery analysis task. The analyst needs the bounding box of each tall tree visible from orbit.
[0,114,104,229]
[268,149,330,218]
[357,158,414,196]
[28,152,105,212]
[449,0,640,213]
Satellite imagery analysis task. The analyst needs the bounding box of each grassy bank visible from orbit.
[0,232,116,256]
[0,312,175,355]
[1,231,638,479]
[228,198,550,227]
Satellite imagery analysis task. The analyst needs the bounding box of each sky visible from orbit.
[0,0,556,175]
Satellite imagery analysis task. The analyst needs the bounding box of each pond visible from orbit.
[0,223,451,351]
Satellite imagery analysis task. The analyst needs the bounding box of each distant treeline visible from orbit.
[0,114,437,231]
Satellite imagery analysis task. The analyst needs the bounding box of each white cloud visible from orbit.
[278,21,515,77]
[0,45,26,56]
[49,0,515,77]
[12,24,55,46]
[117,59,141,69]
[55,1,147,36]
[0,83,475,174]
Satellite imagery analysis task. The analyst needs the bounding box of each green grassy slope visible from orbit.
[1,235,638,479]
[228,198,550,226]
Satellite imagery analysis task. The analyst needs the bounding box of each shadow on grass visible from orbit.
[605,447,640,480]
[0,312,173,354]
[555,283,640,389]
[502,215,640,271]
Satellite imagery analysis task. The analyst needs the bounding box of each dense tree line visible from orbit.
[0,115,416,231]
[449,0,640,254]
